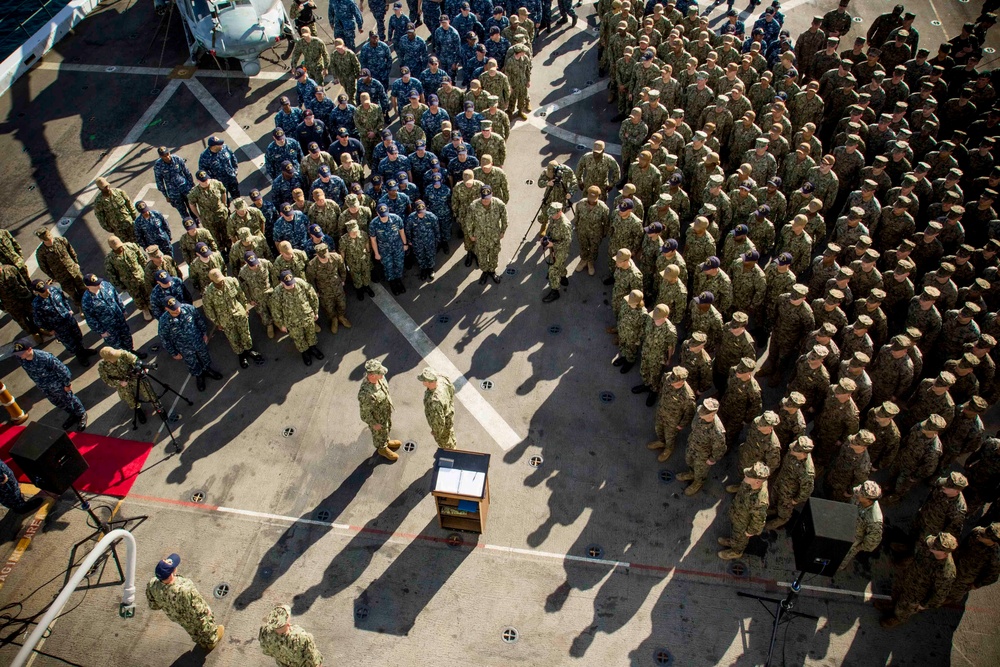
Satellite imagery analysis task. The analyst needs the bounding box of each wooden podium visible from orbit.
[431,449,491,534]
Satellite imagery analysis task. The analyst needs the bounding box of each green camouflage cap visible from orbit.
[265,604,291,630]
[417,367,438,382]
[365,359,388,375]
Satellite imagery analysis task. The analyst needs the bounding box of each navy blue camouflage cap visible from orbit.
[157,146,169,156]
[415,139,426,148]
[475,43,486,53]
[272,127,285,138]
[452,130,463,139]
[371,175,382,184]
[756,205,771,216]
[250,189,262,199]
[618,199,634,211]
[84,273,101,286]
[196,170,209,182]
[430,157,440,165]
[11,341,31,353]
[282,160,295,172]
[694,291,714,304]
[244,251,259,266]
[30,278,47,292]
[702,256,721,270]
[195,242,211,257]
[396,171,408,181]
[208,135,224,147]
[318,165,331,176]
[734,224,749,236]
[308,224,323,236]
[743,249,760,262]
[377,203,389,215]
[280,269,295,285]
[387,144,398,154]
[662,238,678,251]
[777,252,792,266]
[337,127,349,137]
[155,270,170,283]
[493,5,503,13]
[669,173,683,185]
[433,173,442,182]
[182,217,197,229]
[480,185,492,199]
[308,142,320,152]
[155,554,181,580]
[280,202,294,214]
[165,297,181,310]
[490,26,501,35]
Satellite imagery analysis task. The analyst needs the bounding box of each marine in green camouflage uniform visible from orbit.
[574,187,610,272]
[34,228,86,307]
[636,304,677,396]
[536,162,577,227]
[876,532,957,627]
[718,357,762,451]
[97,348,157,410]
[258,603,323,667]
[948,524,1000,602]
[270,273,320,354]
[825,430,874,501]
[306,243,350,333]
[202,270,260,364]
[340,221,373,294]
[543,204,573,300]
[93,178,138,243]
[719,462,770,559]
[838,481,885,572]
[359,359,401,460]
[419,367,456,449]
[766,436,816,529]
[649,366,695,462]
[678,398,726,495]
[616,290,647,369]
[104,238,151,314]
[238,253,278,337]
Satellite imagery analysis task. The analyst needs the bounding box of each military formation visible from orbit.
[2,0,1000,658]
[585,0,1000,629]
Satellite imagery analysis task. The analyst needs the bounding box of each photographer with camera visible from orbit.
[535,160,576,236]
[97,347,158,424]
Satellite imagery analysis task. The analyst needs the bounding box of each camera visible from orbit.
[129,360,158,376]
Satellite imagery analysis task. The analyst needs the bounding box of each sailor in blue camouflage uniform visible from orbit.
[293,68,318,107]
[370,203,409,294]
[424,173,453,250]
[406,201,441,279]
[409,140,437,190]
[306,224,338,258]
[275,96,304,134]
[153,147,195,219]
[454,4,482,40]
[372,130,406,165]
[454,101,483,141]
[312,165,349,204]
[264,129,302,181]
[485,6,509,33]
[380,180,412,217]
[0,458,44,514]
[370,0,389,40]
[421,93,450,136]
[330,0,364,52]
[150,270,193,319]
[250,189,279,252]
[422,0,442,35]
[13,341,87,430]
[357,69,391,110]
[133,201,173,258]
[359,32,393,89]
[434,15,464,78]
[447,146,479,183]
[159,298,223,392]
[388,3,410,50]
[485,27,510,67]
[752,7,782,48]
[391,68,425,112]
[396,171,421,201]
[274,203,311,252]
[441,130,475,163]
[420,58,447,98]
[399,25,430,75]
[199,136,240,198]
[305,87,336,126]
[271,162,304,207]
[329,96,358,138]
[31,280,95,367]
[378,145,412,182]
[81,274,145,359]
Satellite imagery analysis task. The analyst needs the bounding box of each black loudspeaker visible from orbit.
[790,497,857,576]
[9,422,89,494]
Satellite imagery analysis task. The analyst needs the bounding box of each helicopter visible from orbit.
[157,0,295,76]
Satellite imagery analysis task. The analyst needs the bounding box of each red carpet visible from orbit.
[0,424,154,497]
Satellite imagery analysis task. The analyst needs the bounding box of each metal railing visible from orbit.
[0,0,69,61]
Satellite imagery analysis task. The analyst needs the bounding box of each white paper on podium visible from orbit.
[458,470,486,497]
[436,468,461,493]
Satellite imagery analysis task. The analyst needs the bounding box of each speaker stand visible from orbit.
[65,486,148,588]
[736,569,818,667]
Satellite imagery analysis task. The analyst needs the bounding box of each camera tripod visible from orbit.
[737,569,818,667]
[132,365,192,454]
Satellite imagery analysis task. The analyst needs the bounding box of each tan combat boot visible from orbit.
[587,261,595,275]
[378,447,399,461]
[314,323,321,332]
[717,537,732,547]
[675,470,695,481]
[764,517,787,531]
[204,624,224,650]
[725,484,740,493]
[683,480,703,496]
[267,324,275,338]
[646,440,665,450]
[718,549,743,560]
[331,319,339,334]
[387,439,402,450]
[142,309,152,321]
[338,315,352,328]
[656,445,674,462]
